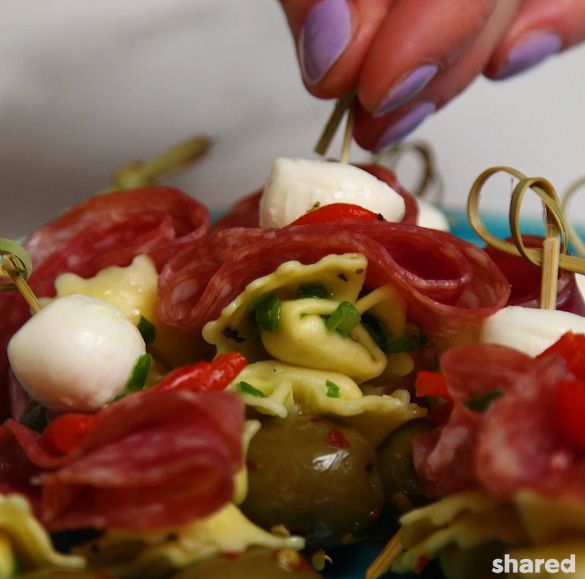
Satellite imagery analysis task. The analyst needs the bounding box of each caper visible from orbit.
[377,418,433,509]
[169,549,322,579]
[242,415,384,546]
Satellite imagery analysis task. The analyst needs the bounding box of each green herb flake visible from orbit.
[326,380,340,398]
[126,353,152,392]
[385,334,415,354]
[137,316,156,344]
[297,283,329,299]
[325,301,361,336]
[361,314,387,350]
[18,401,48,433]
[465,389,504,413]
[238,381,266,398]
[222,326,245,343]
[249,293,281,332]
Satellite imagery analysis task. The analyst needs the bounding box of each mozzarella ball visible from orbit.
[479,305,585,357]
[8,294,146,412]
[259,158,405,228]
[416,200,450,231]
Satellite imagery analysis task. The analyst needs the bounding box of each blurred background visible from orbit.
[3,0,585,238]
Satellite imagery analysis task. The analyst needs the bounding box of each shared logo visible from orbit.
[492,554,576,574]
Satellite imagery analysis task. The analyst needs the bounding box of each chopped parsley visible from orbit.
[361,313,387,350]
[326,380,340,398]
[465,389,504,412]
[137,316,156,344]
[249,293,281,332]
[125,354,152,392]
[222,327,245,343]
[325,301,361,337]
[297,283,329,299]
[237,381,266,398]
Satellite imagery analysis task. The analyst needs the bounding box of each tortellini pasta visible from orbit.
[229,361,425,446]
[78,503,304,579]
[392,489,585,578]
[0,494,84,578]
[47,254,197,367]
[203,253,414,384]
[392,489,527,575]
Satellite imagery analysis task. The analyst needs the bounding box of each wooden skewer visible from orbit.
[365,528,403,579]
[0,240,41,314]
[314,90,356,158]
[339,101,354,164]
[467,167,578,310]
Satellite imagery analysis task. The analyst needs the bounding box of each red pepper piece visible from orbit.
[326,427,351,449]
[41,413,101,455]
[415,371,451,400]
[289,203,381,226]
[538,332,585,381]
[554,379,585,450]
[151,352,247,394]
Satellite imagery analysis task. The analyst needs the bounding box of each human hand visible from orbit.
[280,0,585,151]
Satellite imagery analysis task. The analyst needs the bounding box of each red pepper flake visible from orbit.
[415,555,429,572]
[246,459,258,471]
[326,427,350,449]
[369,507,381,521]
[225,552,240,560]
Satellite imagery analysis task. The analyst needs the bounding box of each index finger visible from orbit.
[279,0,392,98]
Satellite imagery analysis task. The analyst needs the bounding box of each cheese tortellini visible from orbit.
[47,254,197,367]
[203,253,414,384]
[229,361,425,447]
[78,503,304,579]
[0,494,84,578]
[392,489,585,578]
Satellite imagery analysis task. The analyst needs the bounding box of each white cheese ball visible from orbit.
[479,305,585,357]
[259,157,405,228]
[416,199,450,231]
[8,294,146,412]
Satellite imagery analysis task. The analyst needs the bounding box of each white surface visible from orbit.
[2,0,585,238]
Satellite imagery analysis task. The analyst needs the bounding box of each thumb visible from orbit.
[279,0,391,99]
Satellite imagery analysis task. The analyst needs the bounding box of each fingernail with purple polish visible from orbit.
[299,0,352,86]
[497,32,561,80]
[375,101,436,152]
[375,64,438,117]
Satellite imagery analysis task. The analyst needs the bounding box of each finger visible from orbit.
[353,0,522,150]
[279,0,392,98]
[485,0,585,79]
[356,0,498,117]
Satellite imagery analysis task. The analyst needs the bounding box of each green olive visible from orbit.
[242,415,384,546]
[169,549,322,579]
[19,572,111,579]
[377,418,433,508]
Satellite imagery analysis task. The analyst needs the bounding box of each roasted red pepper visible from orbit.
[151,352,247,393]
[554,379,585,449]
[41,413,101,455]
[415,371,451,400]
[289,203,382,226]
[538,332,585,380]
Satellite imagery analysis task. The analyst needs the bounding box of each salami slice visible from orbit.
[2,390,244,530]
[413,344,533,497]
[476,355,585,501]
[0,187,210,419]
[159,221,509,338]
